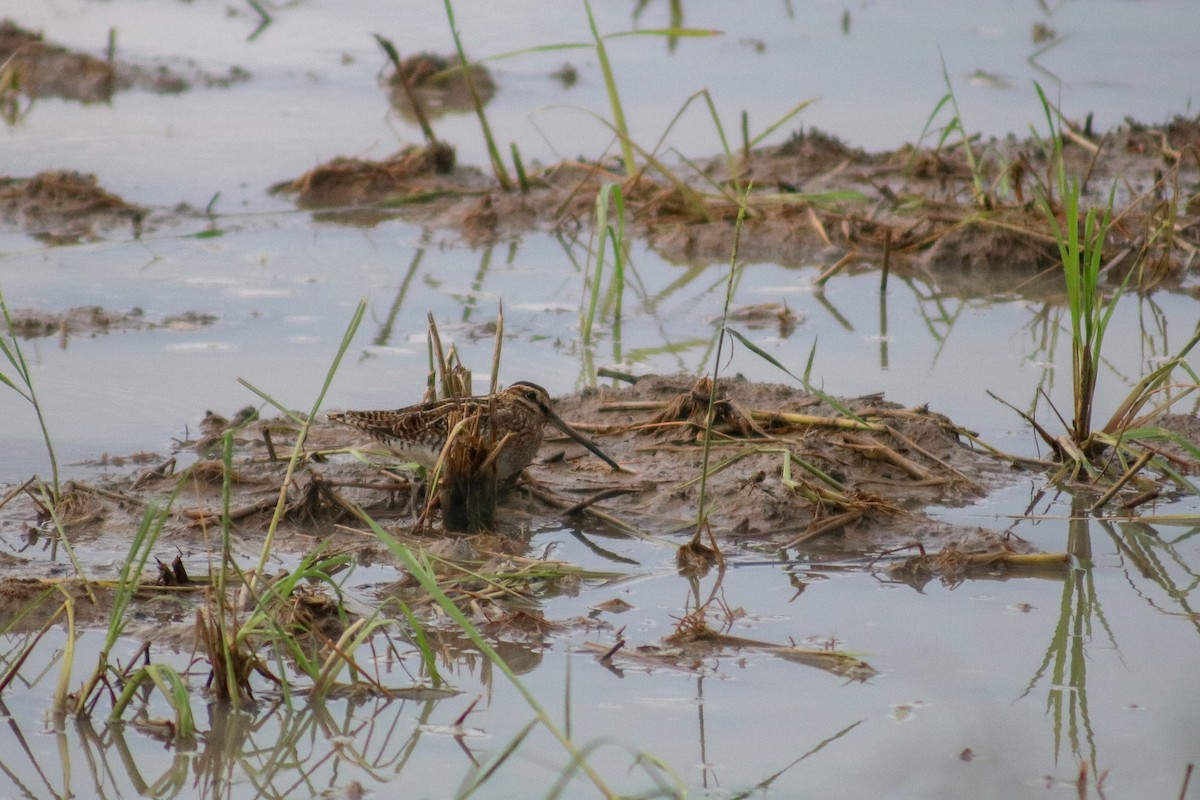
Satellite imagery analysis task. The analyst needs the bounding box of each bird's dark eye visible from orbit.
[524,390,538,401]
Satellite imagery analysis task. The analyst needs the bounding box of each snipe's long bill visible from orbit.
[329,381,620,481]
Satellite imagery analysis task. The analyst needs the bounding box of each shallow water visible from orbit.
[3,516,1197,798]
[1,2,1199,798]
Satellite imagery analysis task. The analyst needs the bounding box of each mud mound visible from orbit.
[268,118,1200,294]
[1,307,216,339]
[0,375,1028,576]
[0,170,144,242]
[0,18,247,105]
[0,374,1082,639]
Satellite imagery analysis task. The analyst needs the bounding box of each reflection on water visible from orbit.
[1,501,1198,797]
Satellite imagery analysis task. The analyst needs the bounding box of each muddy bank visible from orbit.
[1,16,1196,301]
[0,375,1045,589]
[0,171,146,243]
[0,19,248,105]
[269,121,1200,295]
[0,372,1077,668]
[23,369,1192,574]
[4,29,1195,297]
[0,306,216,339]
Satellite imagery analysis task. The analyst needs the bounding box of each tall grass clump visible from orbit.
[1029,83,1200,492]
[1035,85,1122,454]
[228,301,371,699]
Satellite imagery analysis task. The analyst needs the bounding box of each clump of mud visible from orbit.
[0,372,1152,658]
[0,19,248,106]
[270,142,465,208]
[382,51,496,120]
[0,170,145,243]
[553,375,1020,550]
[0,306,216,340]
[268,118,1200,297]
[0,374,1036,584]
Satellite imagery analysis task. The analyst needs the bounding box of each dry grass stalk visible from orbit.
[196,600,258,704]
[889,546,1070,580]
[437,408,499,534]
[640,377,766,438]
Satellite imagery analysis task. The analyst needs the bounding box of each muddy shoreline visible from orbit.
[0,374,1060,622]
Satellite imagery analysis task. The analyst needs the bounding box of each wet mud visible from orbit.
[267,123,1200,298]
[0,375,1081,636]
[0,170,146,243]
[0,19,248,106]
[1,305,216,339]
[3,17,1195,294]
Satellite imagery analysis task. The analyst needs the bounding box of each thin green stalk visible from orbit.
[240,300,366,579]
[0,286,60,500]
[510,142,529,192]
[584,0,635,176]
[938,57,986,207]
[374,34,437,145]
[215,429,244,709]
[582,183,626,345]
[694,186,751,540]
[911,57,987,208]
[747,97,818,149]
[443,0,512,189]
[476,27,719,67]
[388,597,445,687]
[456,720,538,798]
[73,498,174,714]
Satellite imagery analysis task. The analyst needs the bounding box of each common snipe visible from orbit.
[329,381,619,480]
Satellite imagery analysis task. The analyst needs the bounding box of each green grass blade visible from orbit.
[585,0,635,177]
[443,0,512,189]
[455,719,538,798]
[725,327,864,422]
[0,285,60,498]
[582,182,614,345]
[748,97,818,148]
[604,27,722,40]
[245,300,366,581]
